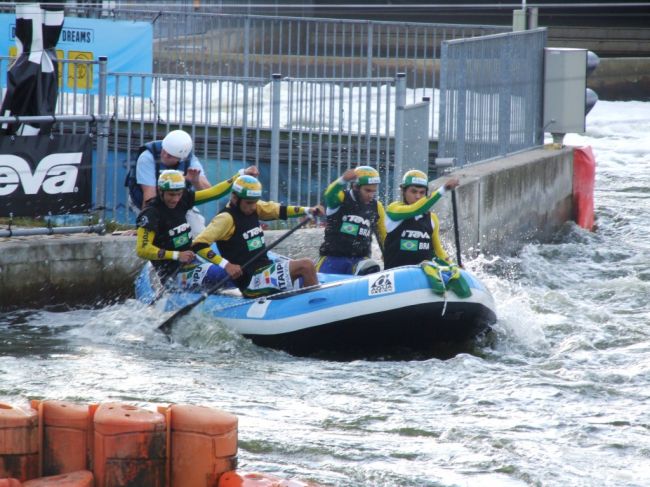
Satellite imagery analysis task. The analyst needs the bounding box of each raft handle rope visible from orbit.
[438,267,448,317]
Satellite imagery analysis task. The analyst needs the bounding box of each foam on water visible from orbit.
[2,99,650,486]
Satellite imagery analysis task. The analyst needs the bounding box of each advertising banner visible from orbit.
[0,134,93,217]
[0,14,153,96]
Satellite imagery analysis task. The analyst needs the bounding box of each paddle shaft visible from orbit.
[157,216,313,335]
[451,188,463,268]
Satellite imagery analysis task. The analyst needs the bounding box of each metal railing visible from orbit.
[438,28,547,167]
[1,9,553,225]
[59,7,508,140]
[102,72,402,223]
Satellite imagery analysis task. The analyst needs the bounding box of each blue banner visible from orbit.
[0,14,152,96]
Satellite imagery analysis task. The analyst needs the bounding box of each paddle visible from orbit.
[451,188,463,268]
[157,215,313,336]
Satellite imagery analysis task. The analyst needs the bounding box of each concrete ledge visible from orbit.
[433,147,574,256]
[0,235,143,309]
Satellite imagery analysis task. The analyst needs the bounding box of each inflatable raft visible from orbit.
[137,259,497,358]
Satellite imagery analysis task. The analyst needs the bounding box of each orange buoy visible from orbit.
[39,401,90,476]
[93,403,166,487]
[0,478,22,487]
[22,470,93,487]
[0,403,39,481]
[573,146,596,231]
[169,404,238,487]
[218,471,318,487]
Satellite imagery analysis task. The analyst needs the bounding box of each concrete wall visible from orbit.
[0,147,576,309]
[0,235,142,309]
[434,147,574,257]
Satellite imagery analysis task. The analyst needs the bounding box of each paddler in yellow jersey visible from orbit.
[384,169,459,270]
[191,175,324,298]
[135,166,258,288]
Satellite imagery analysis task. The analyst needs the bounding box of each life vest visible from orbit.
[217,204,272,290]
[136,191,195,279]
[319,190,379,258]
[384,213,434,269]
[125,141,193,209]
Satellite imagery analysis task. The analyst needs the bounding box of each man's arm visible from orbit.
[375,202,387,246]
[430,212,450,263]
[135,151,157,208]
[323,169,356,209]
[191,212,243,279]
[135,227,194,263]
[192,213,235,266]
[194,173,238,205]
[255,201,323,221]
[385,178,459,222]
[194,166,261,205]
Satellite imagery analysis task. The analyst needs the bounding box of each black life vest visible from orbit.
[383,213,434,269]
[319,189,379,258]
[135,191,195,279]
[217,204,272,291]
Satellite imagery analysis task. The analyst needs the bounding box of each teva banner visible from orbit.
[0,14,153,96]
[0,134,93,217]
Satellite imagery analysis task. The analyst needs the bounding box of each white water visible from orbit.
[2,99,650,486]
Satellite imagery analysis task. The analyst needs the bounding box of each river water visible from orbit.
[1,100,649,486]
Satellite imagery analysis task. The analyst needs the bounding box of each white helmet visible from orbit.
[162,130,193,159]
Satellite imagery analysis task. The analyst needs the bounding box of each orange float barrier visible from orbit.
[36,401,91,477]
[0,403,39,481]
[168,404,238,487]
[22,470,93,487]
[93,402,166,487]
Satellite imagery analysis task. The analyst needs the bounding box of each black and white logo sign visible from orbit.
[0,135,93,216]
[368,272,395,296]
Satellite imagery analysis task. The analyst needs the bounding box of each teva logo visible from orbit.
[0,153,82,196]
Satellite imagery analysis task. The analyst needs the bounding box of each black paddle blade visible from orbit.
[157,293,208,336]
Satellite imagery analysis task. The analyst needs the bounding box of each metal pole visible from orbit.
[270,73,281,203]
[0,224,106,238]
[393,72,406,201]
[96,56,109,222]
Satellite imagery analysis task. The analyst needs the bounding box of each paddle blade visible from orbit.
[157,294,207,336]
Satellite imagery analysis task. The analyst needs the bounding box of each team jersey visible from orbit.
[384,187,450,268]
[319,181,386,257]
[192,200,308,290]
[134,174,240,278]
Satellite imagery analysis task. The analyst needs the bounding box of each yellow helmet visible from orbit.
[157,169,185,191]
[401,169,428,188]
[354,166,381,186]
[232,175,263,200]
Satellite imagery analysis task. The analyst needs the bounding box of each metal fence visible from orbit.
[105,72,402,223]
[1,9,553,225]
[55,6,509,139]
[437,28,547,167]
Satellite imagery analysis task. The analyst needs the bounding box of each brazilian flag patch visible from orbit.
[172,233,190,248]
[400,239,418,251]
[340,222,360,236]
[246,236,264,251]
